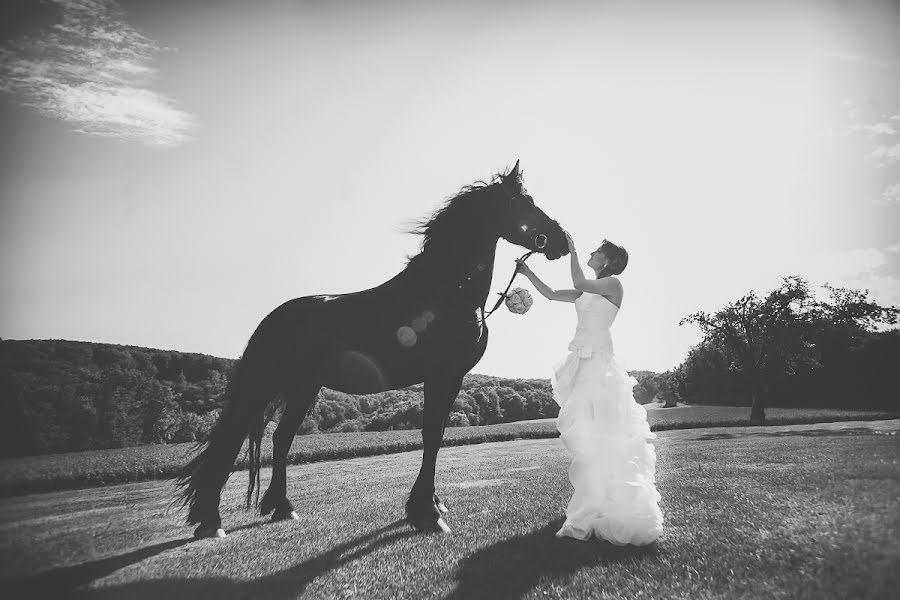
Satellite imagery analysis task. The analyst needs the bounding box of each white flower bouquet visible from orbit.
[504,287,534,315]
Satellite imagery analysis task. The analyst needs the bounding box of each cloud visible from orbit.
[875,244,900,277]
[868,142,900,167]
[790,246,900,310]
[851,121,897,138]
[824,48,900,71]
[880,182,900,206]
[823,247,889,279]
[0,0,194,147]
[844,100,900,202]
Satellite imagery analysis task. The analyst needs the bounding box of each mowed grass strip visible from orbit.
[1,424,897,599]
[0,406,894,497]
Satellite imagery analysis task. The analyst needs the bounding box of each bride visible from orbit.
[515,232,663,546]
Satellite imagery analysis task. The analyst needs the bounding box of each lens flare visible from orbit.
[396,326,417,347]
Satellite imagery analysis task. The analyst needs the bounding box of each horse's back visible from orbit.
[247,274,488,394]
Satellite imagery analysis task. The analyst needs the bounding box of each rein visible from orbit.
[460,248,535,326]
[480,250,534,322]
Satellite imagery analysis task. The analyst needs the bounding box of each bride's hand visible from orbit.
[515,258,533,277]
[564,231,576,253]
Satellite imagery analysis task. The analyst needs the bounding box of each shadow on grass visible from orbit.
[6,538,192,597]
[446,518,658,600]
[6,516,287,595]
[693,426,890,441]
[18,519,416,599]
[8,518,657,599]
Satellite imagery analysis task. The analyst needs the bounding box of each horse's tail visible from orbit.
[173,332,280,524]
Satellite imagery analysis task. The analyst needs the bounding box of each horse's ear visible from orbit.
[501,159,521,191]
[508,159,520,181]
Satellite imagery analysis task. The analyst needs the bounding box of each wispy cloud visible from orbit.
[881,182,900,206]
[868,143,900,168]
[850,119,897,139]
[797,246,900,309]
[845,100,900,204]
[876,244,900,278]
[0,0,195,147]
[823,49,900,72]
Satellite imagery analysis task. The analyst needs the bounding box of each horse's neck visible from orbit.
[457,242,498,308]
[407,235,499,308]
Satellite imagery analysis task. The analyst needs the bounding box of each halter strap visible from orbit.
[466,249,534,325]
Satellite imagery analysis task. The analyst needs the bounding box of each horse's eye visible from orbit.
[520,224,529,233]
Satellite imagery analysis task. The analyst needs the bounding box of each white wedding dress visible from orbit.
[552,292,663,545]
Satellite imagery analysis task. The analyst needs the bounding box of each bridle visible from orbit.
[495,178,551,252]
[463,179,550,324]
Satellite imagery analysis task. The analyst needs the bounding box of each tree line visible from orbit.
[5,274,888,457]
[0,339,671,457]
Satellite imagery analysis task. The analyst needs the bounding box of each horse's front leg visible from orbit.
[433,492,449,515]
[406,374,462,533]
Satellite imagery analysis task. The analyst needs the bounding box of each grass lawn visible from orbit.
[0,420,897,599]
[0,405,894,497]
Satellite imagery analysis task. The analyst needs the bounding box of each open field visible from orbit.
[1,420,897,599]
[0,405,895,497]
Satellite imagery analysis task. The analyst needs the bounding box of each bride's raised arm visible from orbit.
[515,259,581,303]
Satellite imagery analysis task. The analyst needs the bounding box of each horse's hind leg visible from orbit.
[260,382,321,521]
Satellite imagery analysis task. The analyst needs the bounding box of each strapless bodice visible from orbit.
[567,293,618,358]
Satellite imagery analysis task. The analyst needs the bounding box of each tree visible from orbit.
[500,391,527,422]
[681,276,898,421]
[681,276,818,421]
[59,393,99,451]
[471,387,504,425]
[336,419,363,433]
[143,381,178,443]
[675,338,744,404]
[448,411,470,427]
[452,391,479,425]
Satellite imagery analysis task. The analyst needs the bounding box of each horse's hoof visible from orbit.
[272,510,300,522]
[194,526,227,539]
[410,517,452,534]
[437,502,449,514]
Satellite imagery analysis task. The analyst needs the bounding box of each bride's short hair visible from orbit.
[599,240,628,275]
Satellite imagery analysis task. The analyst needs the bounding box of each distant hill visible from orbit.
[0,339,661,458]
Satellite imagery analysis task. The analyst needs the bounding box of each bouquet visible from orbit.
[504,287,533,315]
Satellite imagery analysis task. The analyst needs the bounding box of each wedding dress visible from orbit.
[552,292,663,545]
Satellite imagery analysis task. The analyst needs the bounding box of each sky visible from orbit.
[1,0,899,379]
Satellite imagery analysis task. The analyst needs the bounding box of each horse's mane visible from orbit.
[406,169,522,269]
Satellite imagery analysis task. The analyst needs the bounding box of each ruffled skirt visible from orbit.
[551,347,663,545]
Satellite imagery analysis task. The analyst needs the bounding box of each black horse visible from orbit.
[174,161,568,538]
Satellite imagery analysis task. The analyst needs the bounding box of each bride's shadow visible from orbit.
[447,518,658,600]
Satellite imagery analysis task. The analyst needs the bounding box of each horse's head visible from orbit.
[496,160,568,260]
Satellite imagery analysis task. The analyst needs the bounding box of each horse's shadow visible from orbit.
[447,518,658,600]
[6,538,192,598]
[9,518,656,599]
[10,518,417,599]
[5,519,278,597]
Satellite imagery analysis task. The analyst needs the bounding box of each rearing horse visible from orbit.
[174,161,568,537]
